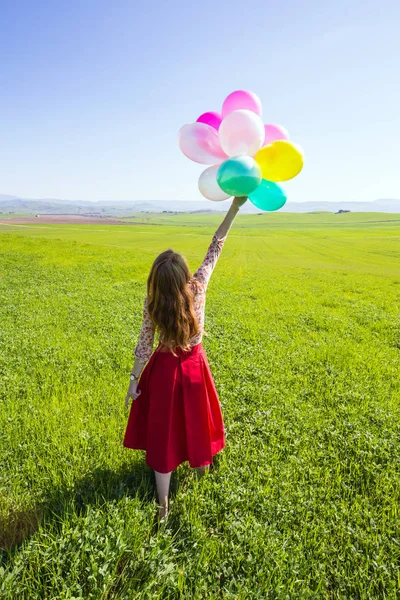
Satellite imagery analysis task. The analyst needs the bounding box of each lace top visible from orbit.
[134,233,227,362]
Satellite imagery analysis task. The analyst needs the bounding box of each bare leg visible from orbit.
[195,465,210,478]
[154,470,172,519]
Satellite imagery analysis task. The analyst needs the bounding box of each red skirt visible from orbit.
[123,343,225,473]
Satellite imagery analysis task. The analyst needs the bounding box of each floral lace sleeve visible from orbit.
[193,233,227,288]
[134,297,155,362]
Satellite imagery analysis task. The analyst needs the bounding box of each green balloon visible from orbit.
[248,179,287,211]
[217,156,262,197]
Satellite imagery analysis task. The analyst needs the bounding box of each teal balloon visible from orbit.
[217,156,262,197]
[248,179,287,211]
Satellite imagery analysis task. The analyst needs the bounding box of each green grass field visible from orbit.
[1,212,400,599]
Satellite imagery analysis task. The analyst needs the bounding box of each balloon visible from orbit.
[263,124,289,146]
[248,179,287,211]
[255,140,304,182]
[219,110,265,157]
[178,123,228,165]
[222,90,262,118]
[217,156,262,197]
[198,165,231,201]
[196,111,222,131]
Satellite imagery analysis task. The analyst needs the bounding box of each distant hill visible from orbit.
[282,199,400,213]
[1,194,400,215]
[0,195,165,216]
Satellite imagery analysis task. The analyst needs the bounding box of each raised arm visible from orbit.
[193,196,247,287]
[215,196,247,239]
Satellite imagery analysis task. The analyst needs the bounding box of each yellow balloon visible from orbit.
[255,140,304,182]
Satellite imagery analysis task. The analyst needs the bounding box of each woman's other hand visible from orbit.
[232,196,248,209]
[125,381,141,408]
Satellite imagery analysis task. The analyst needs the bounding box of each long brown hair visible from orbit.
[147,249,201,353]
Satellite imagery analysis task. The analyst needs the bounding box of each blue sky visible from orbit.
[0,0,399,204]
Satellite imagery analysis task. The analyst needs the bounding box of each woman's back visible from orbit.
[135,233,227,358]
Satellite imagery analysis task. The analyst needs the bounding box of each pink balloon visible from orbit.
[222,90,262,119]
[196,111,222,131]
[178,122,228,165]
[263,124,289,146]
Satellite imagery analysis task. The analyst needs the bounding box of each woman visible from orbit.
[124,196,247,519]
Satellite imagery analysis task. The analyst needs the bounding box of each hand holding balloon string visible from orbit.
[233,196,248,208]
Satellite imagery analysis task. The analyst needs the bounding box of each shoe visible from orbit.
[195,465,210,478]
[157,502,169,522]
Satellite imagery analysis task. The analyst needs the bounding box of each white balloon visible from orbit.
[219,109,265,157]
[198,165,231,201]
